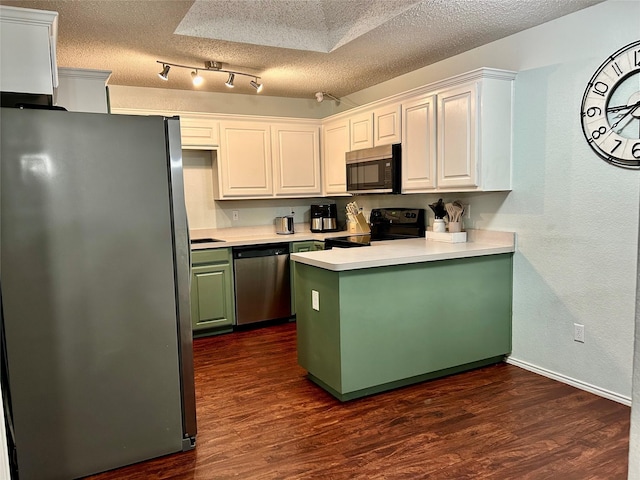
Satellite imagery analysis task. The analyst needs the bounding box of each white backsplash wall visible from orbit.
[182,150,217,229]
[213,197,330,229]
[182,149,332,230]
[336,192,499,230]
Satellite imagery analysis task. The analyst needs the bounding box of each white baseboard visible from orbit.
[506,357,632,406]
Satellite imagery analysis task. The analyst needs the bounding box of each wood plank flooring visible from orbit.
[86,321,630,479]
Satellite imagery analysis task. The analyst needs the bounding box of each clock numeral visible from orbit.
[611,139,622,153]
[584,106,602,117]
[591,125,607,140]
[611,62,623,77]
[633,143,640,159]
[592,81,609,97]
[635,49,640,68]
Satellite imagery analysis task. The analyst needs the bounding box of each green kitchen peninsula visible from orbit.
[291,230,515,401]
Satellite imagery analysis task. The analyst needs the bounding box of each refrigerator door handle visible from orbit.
[165,116,197,445]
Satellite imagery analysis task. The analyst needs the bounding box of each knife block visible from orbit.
[347,212,370,234]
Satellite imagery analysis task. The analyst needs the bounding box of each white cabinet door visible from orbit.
[0,6,58,97]
[180,116,220,150]
[349,112,373,151]
[437,82,478,189]
[272,124,321,197]
[402,94,436,192]
[219,121,272,197]
[56,68,111,113]
[374,103,401,146]
[322,119,350,195]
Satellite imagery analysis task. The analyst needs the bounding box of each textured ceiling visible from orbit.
[1,0,605,99]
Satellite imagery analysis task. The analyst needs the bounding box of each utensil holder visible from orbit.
[433,218,446,233]
[448,222,462,233]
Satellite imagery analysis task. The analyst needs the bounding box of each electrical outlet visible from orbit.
[232,210,239,221]
[312,290,320,311]
[463,204,471,219]
[574,323,585,343]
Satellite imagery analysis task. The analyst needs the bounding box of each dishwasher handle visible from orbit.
[232,244,290,260]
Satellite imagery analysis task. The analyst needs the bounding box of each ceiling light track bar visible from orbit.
[156,60,262,92]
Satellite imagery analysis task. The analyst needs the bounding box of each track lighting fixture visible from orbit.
[157,64,170,81]
[155,60,263,92]
[250,79,263,93]
[191,70,203,86]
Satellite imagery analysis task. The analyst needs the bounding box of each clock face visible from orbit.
[580,40,640,168]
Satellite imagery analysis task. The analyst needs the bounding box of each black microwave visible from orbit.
[345,144,401,194]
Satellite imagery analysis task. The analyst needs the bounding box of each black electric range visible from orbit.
[324,208,426,249]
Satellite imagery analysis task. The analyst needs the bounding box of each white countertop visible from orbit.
[190,224,350,249]
[290,230,515,271]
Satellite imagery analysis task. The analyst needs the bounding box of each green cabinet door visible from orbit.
[191,248,235,336]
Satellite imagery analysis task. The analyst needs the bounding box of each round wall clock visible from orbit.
[580,40,640,169]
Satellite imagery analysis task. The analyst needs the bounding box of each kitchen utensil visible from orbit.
[346,202,360,216]
[428,198,447,219]
[453,201,465,221]
[445,203,456,222]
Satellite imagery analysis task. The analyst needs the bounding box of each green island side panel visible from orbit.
[295,253,513,400]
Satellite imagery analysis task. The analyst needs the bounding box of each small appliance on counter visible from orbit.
[275,215,295,234]
[324,207,426,249]
[310,204,338,232]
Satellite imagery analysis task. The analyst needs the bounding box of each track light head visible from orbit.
[191,70,203,86]
[315,91,341,105]
[225,73,235,88]
[250,79,263,93]
[157,64,170,81]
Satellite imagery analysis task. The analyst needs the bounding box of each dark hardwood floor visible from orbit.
[87,321,630,479]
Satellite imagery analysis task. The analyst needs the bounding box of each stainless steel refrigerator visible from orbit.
[0,107,196,479]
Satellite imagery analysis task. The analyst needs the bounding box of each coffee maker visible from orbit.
[310,204,338,232]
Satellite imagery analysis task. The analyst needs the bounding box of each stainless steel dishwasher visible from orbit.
[232,244,292,325]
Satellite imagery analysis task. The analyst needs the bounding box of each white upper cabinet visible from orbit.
[218,121,273,198]
[272,124,321,197]
[437,83,477,189]
[179,116,220,150]
[349,112,373,151]
[322,119,350,196]
[436,71,515,191]
[0,5,58,98]
[402,94,436,192]
[349,104,401,150]
[56,68,111,113]
[215,120,322,199]
[110,108,220,151]
[399,68,515,193]
[373,103,402,146]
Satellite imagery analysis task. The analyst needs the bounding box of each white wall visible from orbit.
[632,234,640,478]
[108,84,344,119]
[347,0,640,403]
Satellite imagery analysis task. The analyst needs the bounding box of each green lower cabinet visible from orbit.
[190,248,235,337]
[295,253,513,401]
[290,241,325,315]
